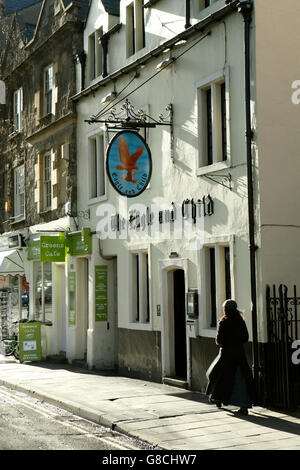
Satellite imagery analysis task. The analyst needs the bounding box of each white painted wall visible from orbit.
[76,0,255,369]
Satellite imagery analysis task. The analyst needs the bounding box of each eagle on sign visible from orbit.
[116,138,144,183]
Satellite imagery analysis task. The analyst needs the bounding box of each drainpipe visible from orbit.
[238,0,259,389]
[185,0,191,29]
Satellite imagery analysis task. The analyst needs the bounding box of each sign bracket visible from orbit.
[85,99,174,163]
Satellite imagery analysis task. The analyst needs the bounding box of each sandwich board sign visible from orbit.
[19,322,42,363]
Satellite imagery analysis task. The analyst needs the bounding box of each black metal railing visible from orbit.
[266,284,300,410]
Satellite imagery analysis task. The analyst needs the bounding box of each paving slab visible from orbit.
[0,358,299,450]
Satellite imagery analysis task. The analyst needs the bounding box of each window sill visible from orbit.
[197,160,230,177]
[198,327,217,338]
[88,194,107,206]
[39,209,52,215]
[8,130,22,140]
[127,321,152,331]
[10,216,25,225]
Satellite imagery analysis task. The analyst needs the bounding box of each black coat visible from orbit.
[206,313,256,405]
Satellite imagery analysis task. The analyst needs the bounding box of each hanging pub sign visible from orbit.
[106,131,152,198]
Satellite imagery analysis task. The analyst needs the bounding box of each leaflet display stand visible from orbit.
[0,289,12,340]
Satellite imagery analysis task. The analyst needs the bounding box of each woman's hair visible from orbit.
[220,299,242,321]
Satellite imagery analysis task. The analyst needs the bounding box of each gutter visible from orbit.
[70,0,239,102]
[237,0,259,389]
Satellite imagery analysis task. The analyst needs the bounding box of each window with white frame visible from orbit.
[88,133,105,200]
[126,0,145,57]
[203,243,232,330]
[197,70,230,171]
[88,27,103,82]
[13,87,23,132]
[132,252,150,323]
[43,152,52,210]
[14,165,25,221]
[44,64,53,115]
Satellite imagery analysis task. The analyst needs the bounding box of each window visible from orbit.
[43,152,52,210]
[203,244,232,330]
[14,165,25,222]
[126,0,145,57]
[44,65,53,115]
[88,27,103,82]
[197,69,230,172]
[13,88,23,131]
[89,133,105,200]
[132,252,150,323]
[34,262,52,322]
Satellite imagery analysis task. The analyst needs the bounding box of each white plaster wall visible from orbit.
[255,0,300,330]
[76,1,255,355]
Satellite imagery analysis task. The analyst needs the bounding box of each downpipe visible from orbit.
[237,1,260,392]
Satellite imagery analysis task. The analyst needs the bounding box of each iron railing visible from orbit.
[266,284,300,410]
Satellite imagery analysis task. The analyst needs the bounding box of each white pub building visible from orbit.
[69,0,300,403]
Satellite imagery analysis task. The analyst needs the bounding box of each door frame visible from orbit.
[159,258,190,385]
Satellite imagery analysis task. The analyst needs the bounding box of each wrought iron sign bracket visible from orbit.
[202,172,232,190]
[85,99,174,163]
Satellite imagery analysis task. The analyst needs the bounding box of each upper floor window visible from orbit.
[88,27,103,83]
[126,0,145,57]
[13,87,23,132]
[88,132,105,201]
[44,65,53,115]
[43,152,52,211]
[14,165,25,222]
[196,69,230,173]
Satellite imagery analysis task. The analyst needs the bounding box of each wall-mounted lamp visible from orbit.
[156,57,175,72]
[101,91,117,105]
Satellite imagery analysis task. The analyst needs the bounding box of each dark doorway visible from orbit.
[173,269,187,379]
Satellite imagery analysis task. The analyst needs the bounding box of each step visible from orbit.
[163,377,188,389]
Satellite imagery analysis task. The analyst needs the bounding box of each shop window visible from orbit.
[132,252,150,323]
[126,0,145,58]
[34,262,52,322]
[196,69,230,173]
[13,87,23,132]
[14,165,25,222]
[88,133,106,201]
[88,27,103,83]
[204,244,232,329]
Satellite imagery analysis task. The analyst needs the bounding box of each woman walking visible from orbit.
[206,299,255,415]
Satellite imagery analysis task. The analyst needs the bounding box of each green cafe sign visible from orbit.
[27,229,92,261]
[40,235,66,262]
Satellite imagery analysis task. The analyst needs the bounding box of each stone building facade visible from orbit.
[0,0,89,357]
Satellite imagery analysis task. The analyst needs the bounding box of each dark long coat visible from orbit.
[206,313,256,405]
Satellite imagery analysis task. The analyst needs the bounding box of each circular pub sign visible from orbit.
[106,130,152,197]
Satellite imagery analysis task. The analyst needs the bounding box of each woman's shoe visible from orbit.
[209,397,222,408]
[237,407,248,416]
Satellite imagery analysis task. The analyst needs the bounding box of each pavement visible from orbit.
[0,356,299,451]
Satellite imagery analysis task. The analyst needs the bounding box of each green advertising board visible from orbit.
[19,322,42,363]
[40,235,66,262]
[27,240,40,260]
[68,233,92,257]
[68,271,76,326]
[95,265,108,322]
